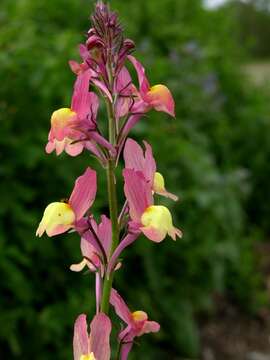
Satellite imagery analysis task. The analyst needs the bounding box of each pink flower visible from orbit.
[73,313,111,360]
[110,288,160,360]
[46,69,114,159]
[128,55,175,117]
[36,168,97,237]
[123,169,182,242]
[124,138,178,201]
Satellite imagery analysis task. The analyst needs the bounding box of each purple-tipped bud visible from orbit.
[86,1,135,73]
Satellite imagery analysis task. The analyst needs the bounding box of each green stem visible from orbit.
[100,99,119,314]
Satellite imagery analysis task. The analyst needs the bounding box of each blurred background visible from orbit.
[1,0,270,359]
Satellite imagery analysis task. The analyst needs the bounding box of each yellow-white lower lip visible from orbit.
[36,202,75,237]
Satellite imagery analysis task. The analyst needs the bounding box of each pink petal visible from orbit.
[89,313,111,360]
[65,142,84,157]
[143,141,156,184]
[140,226,167,243]
[124,138,145,173]
[123,169,153,223]
[45,140,55,154]
[73,314,89,360]
[90,132,116,155]
[81,236,100,269]
[115,66,133,94]
[69,60,82,75]
[82,230,104,261]
[97,215,112,257]
[69,167,97,220]
[107,232,139,274]
[140,320,160,335]
[91,78,113,102]
[124,139,156,185]
[110,288,132,325]
[128,55,150,95]
[120,342,133,360]
[145,85,175,117]
[84,141,106,162]
[71,69,92,119]
[46,224,72,237]
[79,44,89,61]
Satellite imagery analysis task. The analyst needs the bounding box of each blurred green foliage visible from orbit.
[222,0,270,59]
[1,0,270,359]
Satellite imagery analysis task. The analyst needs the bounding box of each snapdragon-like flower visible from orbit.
[110,288,160,360]
[128,55,175,117]
[116,56,176,146]
[73,313,111,360]
[36,167,96,237]
[123,169,182,242]
[124,138,178,201]
[46,68,114,160]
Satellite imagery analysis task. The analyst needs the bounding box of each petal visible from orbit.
[145,84,175,117]
[153,172,178,201]
[140,321,160,335]
[45,140,55,154]
[115,67,133,95]
[140,226,166,243]
[155,189,179,201]
[91,78,113,102]
[73,314,89,360]
[71,69,92,119]
[97,215,112,257]
[110,288,132,325]
[120,342,133,360]
[90,132,116,155]
[69,167,97,220]
[143,141,157,184]
[79,44,89,61]
[107,232,139,274]
[69,60,82,75]
[124,138,145,173]
[89,313,111,360]
[70,258,88,272]
[168,226,183,241]
[65,142,84,157]
[128,55,150,95]
[123,169,153,223]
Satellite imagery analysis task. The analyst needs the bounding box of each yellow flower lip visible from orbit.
[36,202,75,237]
[80,353,96,360]
[153,172,165,193]
[132,310,148,322]
[141,205,173,232]
[51,108,76,127]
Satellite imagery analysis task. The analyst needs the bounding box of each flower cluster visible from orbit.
[36,2,181,359]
